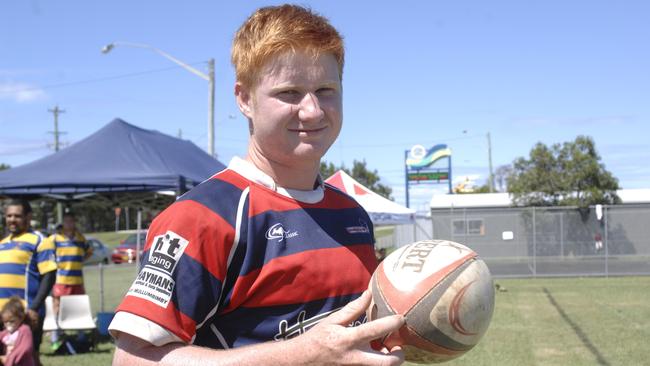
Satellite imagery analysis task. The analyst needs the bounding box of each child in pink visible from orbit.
[0,296,35,366]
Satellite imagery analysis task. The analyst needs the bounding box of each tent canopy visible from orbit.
[325,170,415,225]
[0,118,225,196]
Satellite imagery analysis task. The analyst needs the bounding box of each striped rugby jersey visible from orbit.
[47,231,90,286]
[0,230,57,311]
[110,157,378,348]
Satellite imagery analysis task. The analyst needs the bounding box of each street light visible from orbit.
[102,41,216,157]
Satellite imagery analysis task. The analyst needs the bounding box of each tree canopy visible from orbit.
[320,160,393,199]
[507,136,620,207]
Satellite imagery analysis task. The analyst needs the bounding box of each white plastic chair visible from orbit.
[57,295,97,331]
[56,294,98,350]
[42,296,59,332]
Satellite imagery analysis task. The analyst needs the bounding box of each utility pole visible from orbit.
[48,106,66,224]
[48,106,66,151]
[487,132,494,193]
[102,43,217,157]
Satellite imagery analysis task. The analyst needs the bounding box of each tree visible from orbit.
[0,163,9,171]
[494,164,513,192]
[469,184,491,194]
[507,136,620,207]
[320,160,393,199]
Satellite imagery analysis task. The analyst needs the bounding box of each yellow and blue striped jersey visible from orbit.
[47,231,91,286]
[0,230,57,310]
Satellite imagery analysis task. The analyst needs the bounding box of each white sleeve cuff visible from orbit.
[108,311,185,346]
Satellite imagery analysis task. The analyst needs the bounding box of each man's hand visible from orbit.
[26,308,40,328]
[292,290,405,365]
[113,292,405,366]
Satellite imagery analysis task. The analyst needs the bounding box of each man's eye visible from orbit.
[276,90,302,103]
[279,90,299,96]
[316,88,336,96]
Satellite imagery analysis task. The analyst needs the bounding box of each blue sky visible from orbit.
[1,0,648,212]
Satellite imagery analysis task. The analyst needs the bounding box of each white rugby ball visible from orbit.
[367,240,495,363]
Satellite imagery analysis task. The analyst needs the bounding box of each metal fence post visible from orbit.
[99,261,104,312]
[533,207,537,277]
[603,206,609,277]
[560,211,564,259]
[449,205,454,241]
[463,208,468,245]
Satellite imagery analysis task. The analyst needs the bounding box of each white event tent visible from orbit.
[325,170,415,226]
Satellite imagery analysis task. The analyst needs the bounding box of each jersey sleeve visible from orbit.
[112,199,237,344]
[36,235,57,274]
[79,233,93,258]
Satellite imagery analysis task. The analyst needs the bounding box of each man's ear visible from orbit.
[235,82,253,120]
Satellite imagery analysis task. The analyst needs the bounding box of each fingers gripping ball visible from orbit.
[367,240,495,364]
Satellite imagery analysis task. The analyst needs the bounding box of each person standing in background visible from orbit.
[0,199,57,366]
[46,211,92,349]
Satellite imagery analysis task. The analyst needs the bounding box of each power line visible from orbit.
[0,62,207,95]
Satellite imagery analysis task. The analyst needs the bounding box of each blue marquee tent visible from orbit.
[0,118,226,197]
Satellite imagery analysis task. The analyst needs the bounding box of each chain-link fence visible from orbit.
[378,204,650,278]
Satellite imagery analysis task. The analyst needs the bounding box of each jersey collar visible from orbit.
[227,157,324,204]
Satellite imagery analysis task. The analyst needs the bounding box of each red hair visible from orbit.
[231,4,344,88]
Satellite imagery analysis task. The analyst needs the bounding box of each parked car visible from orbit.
[84,237,111,265]
[111,231,148,264]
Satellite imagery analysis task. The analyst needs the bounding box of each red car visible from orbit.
[111,231,148,264]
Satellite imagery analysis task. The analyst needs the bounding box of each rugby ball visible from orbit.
[367,240,495,363]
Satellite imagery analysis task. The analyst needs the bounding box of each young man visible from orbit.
[0,199,57,366]
[110,5,404,365]
[46,211,92,348]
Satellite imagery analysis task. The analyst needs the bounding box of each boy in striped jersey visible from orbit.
[46,211,92,348]
[110,4,405,366]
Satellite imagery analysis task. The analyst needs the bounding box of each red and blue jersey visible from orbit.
[110,158,378,348]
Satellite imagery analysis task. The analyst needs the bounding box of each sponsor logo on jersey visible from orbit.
[345,219,370,234]
[147,231,189,275]
[265,223,299,242]
[126,230,189,308]
[274,308,366,341]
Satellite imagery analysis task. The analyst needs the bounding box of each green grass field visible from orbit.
[41,264,650,365]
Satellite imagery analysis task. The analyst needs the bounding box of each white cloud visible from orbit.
[0,81,47,102]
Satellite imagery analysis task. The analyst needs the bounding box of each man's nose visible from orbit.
[298,92,325,121]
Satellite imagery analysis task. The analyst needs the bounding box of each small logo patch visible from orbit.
[126,230,189,308]
[148,231,189,274]
[346,219,370,234]
[266,223,299,242]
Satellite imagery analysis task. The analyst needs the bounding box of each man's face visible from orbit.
[5,205,30,235]
[62,215,76,232]
[237,50,342,169]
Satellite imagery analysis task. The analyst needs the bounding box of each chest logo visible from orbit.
[265,223,299,242]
